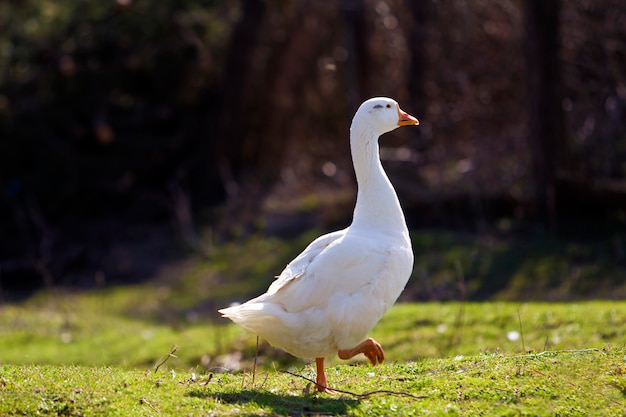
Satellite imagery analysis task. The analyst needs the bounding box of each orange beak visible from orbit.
[397,105,419,126]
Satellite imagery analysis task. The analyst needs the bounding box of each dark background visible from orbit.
[1,0,625,298]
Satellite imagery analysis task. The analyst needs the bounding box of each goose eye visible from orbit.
[386,104,391,108]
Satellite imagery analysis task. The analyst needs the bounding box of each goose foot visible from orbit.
[337,337,385,365]
[315,357,337,394]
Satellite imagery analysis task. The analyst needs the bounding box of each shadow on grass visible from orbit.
[188,388,360,416]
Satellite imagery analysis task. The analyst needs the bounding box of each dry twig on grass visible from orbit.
[509,347,602,359]
[280,370,428,400]
[154,344,179,373]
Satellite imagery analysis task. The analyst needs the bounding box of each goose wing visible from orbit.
[266,229,347,295]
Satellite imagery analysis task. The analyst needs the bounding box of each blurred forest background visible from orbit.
[1,0,625,301]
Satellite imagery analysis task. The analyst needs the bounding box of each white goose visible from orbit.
[219,97,419,393]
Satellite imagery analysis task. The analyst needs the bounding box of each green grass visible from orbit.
[406,230,626,300]
[1,230,626,415]
[1,348,625,416]
[1,288,626,415]
[2,288,625,368]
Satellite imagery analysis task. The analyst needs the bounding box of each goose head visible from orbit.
[352,97,419,137]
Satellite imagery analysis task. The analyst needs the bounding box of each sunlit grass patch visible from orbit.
[1,347,624,416]
[1,287,625,415]
[1,231,626,415]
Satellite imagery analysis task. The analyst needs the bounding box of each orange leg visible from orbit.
[315,357,336,394]
[337,337,385,365]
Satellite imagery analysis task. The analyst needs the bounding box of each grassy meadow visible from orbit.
[1,231,625,415]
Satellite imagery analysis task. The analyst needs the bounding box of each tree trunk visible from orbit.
[405,0,431,117]
[340,0,370,109]
[215,0,267,195]
[523,0,565,229]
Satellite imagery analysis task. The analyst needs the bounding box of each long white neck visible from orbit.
[349,123,409,239]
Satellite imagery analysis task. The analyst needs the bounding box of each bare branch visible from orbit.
[154,344,179,373]
[280,370,428,400]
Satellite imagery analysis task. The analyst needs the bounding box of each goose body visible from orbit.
[219,97,419,392]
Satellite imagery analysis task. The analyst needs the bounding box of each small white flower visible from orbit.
[507,330,520,342]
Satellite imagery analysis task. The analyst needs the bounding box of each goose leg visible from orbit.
[337,337,385,365]
[315,357,336,393]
